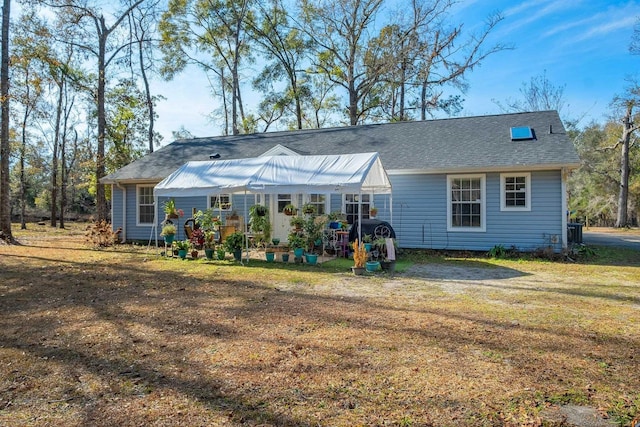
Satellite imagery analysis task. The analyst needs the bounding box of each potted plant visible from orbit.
[302,203,316,215]
[251,204,268,217]
[249,204,271,245]
[352,239,367,275]
[265,249,275,262]
[369,206,378,218]
[362,233,373,252]
[216,247,226,260]
[189,228,205,250]
[163,199,184,219]
[366,260,380,272]
[327,211,341,229]
[160,223,176,245]
[287,233,306,258]
[174,239,190,259]
[304,215,328,254]
[194,208,222,231]
[289,215,304,230]
[283,203,297,216]
[203,230,217,260]
[224,231,246,261]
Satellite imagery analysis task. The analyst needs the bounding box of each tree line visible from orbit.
[0,0,637,243]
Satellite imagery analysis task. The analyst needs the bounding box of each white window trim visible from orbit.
[306,193,329,215]
[500,172,531,212]
[343,193,373,223]
[447,174,486,232]
[136,184,155,227]
[209,194,233,211]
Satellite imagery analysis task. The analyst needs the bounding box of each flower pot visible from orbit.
[380,260,396,273]
[178,249,187,259]
[233,249,242,261]
[329,221,340,229]
[364,243,372,252]
[216,249,225,260]
[293,248,304,258]
[366,261,380,272]
[281,253,290,262]
[305,253,318,265]
[352,266,365,276]
[272,238,280,246]
[191,250,199,259]
[266,252,275,262]
[164,235,175,246]
[205,248,214,260]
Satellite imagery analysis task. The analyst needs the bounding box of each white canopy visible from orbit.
[153,152,391,197]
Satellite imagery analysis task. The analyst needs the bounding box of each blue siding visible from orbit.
[110,185,124,230]
[388,171,563,252]
[117,170,564,251]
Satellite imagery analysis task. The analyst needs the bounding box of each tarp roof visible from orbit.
[153,152,392,197]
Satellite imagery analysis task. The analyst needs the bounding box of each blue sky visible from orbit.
[151,0,640,143]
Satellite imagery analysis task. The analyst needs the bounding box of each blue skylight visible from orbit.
[510,127,534,141]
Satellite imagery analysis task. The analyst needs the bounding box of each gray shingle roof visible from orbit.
[101,110,580,183]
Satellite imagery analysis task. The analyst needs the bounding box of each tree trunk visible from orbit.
[96,18,107,222]
[50,79,63,227]
[0,0,12,242]
[615,104,633,228]
[348,81,358,125]
[138,37,154,153]
[19,69,30,230]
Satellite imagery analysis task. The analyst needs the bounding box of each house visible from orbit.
[100,110,580,252]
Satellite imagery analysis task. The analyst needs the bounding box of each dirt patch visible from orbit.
[540,405,618,427]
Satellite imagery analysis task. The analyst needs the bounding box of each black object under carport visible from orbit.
[349,219,396,242]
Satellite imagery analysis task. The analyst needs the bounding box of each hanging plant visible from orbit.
[283,204,297,216]
[302,203,316,215]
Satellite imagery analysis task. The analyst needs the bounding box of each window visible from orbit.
[137,185,155,226]
[209,194,232,211]
[344,194,370,224]
[447,175,485,232]
[307,194,327,215]
[277,194,292,213]
[501,173,531,211]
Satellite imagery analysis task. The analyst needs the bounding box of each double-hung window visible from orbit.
[137,185,155,226]
[447,175,485,231]
[307,194,327,215]
[501,173,531,211]
[344,194,370,224]
[209,194,232,211]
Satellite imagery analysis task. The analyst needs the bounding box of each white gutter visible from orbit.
[116,182,127,243]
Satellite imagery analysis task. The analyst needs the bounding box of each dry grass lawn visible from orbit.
[0,224,639,426]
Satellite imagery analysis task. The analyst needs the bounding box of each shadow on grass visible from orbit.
[1,243,639,425]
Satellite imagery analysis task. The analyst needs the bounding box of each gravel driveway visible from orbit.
[583,229,640,250]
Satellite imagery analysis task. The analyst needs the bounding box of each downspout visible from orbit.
[116,182,126,243]
[561,168,568,251]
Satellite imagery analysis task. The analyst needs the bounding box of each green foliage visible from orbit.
[289,215,304,228]
[194,208,222,231]
[174,239,191,250]
[224,231,246,252]
[568,117,640,226]
[287,233,306,250]
[487,244,507,259]
[161,223,176,236]
[249,204,271,244]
